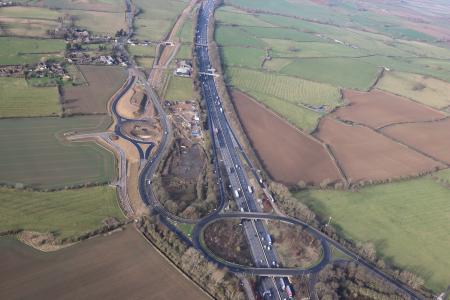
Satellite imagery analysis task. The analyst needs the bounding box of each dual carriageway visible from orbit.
[107,0,426,298]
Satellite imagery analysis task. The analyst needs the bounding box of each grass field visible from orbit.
[377,71,450,109]
[0,37,65,65]
[215,25,267,48]
[178,19,193,43]
[264,39,367,58]
[280,57,381,90]
[242,89,321,132]
[241,26,321,42]
[0,6,62,37]
[0,77,60,118]
[63,10,126,35]
[25,0,125,12]
[220,47,266,69]
[227,67,341,107]
[127,45,156,57]
[0,116,116,189]
[296,177,450,291]
[0,186,123,239]
[133,0,187,41]
[175,44,192,60]
[164,75,194,101]
[215,6,275,27]
[435,168,450,182]
[135,56,154,69]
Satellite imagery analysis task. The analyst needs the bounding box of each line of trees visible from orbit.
[137,215,246,299]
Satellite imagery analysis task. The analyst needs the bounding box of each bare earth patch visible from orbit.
[62,65,127,115]
[314,117,443,183]
[382,118,450,165]
[232,90,341,186]
[335,89,445,129]
[0,226,208,300]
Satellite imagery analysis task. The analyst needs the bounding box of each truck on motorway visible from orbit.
[286,285,293,298]
[267,234,272,245]
[247,185,253,193]
[278,278,285,290]
[234,189,239,198]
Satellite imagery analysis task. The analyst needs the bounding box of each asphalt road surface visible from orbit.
[108,0,426,299]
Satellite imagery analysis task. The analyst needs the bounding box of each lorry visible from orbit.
[285,286,293,298]
[247,185,253,193]
[278,278,285,290]
[234,189,239,198]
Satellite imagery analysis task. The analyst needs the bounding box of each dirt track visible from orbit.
[232,90,341,186]
[315,117,444,182]
[382,118,450,165]
[0,227,209,300]
[335,89,445,129]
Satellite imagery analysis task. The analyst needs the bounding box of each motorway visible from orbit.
[104,0,427,299]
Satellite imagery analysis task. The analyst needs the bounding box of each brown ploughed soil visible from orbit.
[335,89,445,129]
[0,227,208,300]
[62,65,127,115]
[382,118,450,165]
[315,117,444,182]
[232,90,340,186]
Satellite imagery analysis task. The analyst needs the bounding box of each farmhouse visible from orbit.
[174,60,192,77]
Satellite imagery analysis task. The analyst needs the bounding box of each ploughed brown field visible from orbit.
[382,118,450,165]
[314,117,444,182]
[0,227,208,300]
[335,89,445,129]
[62,65,127,115]
[231,90,341,186]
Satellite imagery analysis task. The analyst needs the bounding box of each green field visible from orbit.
[296,177,450,291]
[240,26,322,42]
[220,47,266,69]
[264,39,367,58]
[63,9,126,35]
[175,44,192,60]
[221,47,266,69]
[0,77,60,118]
[135,56,154,69]
[178,19,193,43]
[215,25,267,48]
[164,75,194,101]
[0,6,62,37]
[127,45,156,57]
[227,67,341,106]
[215,6,275,27]
[0,186,124,239]
[243,89,321,132]
[377,71,450,109]
[22,0,124,12]
[435,169,450,182]
[0,37,65,65]
[280,57,381,90]
[0,116,116,189]
[133,0,187,41]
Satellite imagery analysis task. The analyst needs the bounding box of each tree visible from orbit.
[399,271,424,289]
